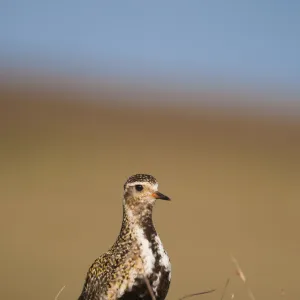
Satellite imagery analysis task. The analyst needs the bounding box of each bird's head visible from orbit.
[123,174,170,214]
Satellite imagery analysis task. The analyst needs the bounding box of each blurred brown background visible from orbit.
[1,77,300,300]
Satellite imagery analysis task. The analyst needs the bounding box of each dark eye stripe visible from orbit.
[135,185,143,192]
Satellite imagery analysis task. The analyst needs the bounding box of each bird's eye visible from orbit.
[135,185,143,192]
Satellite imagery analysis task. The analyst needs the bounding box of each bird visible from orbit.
[78,174,171,300]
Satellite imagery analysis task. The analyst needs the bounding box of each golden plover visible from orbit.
[78,174,171,300]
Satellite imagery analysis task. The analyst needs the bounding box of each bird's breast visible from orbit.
[131,225,171,298]
[104,224,171,300]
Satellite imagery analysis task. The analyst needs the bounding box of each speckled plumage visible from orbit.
[78,174,171,300]
[124,174,158,189]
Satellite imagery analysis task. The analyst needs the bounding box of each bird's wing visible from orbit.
[78,255,110,300]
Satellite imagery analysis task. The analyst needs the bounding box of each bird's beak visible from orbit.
[152,191,171,201]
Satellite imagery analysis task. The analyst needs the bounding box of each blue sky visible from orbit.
[1,1,300,91]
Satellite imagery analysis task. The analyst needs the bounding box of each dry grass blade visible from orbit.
[230,254,256,300]
[54,285,66,300]
[220,278,230,300]
[231,255,246,283]
[178,288,216,300]
[247,289,256,300]
[144,275,156,300]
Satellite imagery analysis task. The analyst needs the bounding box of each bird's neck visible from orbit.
[125,202,154,226]
[120,202,157,239]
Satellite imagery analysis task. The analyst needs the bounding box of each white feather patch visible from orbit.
[154,235,171,272]
[135,226,155,275]
[152,271,161,294]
